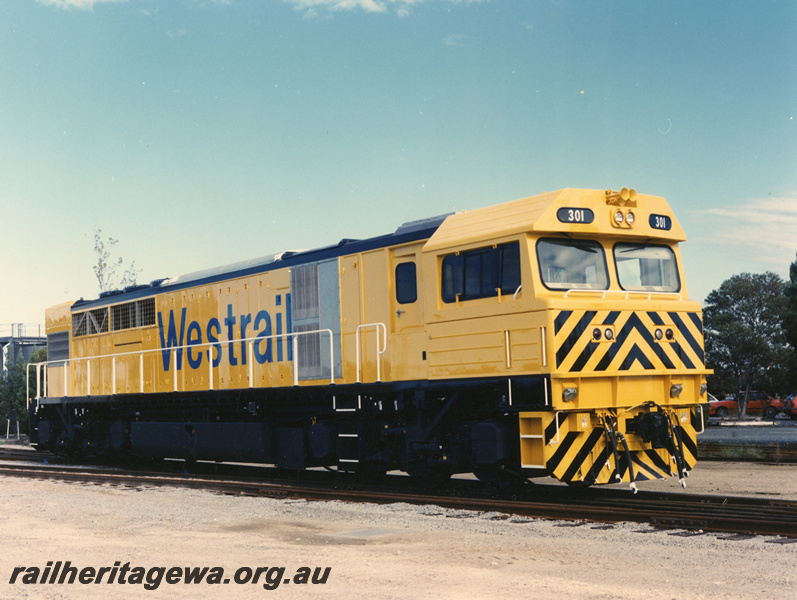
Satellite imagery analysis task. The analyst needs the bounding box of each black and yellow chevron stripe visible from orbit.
[541,412,698,486]
[554,310,705,373]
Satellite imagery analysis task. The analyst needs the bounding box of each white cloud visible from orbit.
[284,0,483,18]
[36,0,128,9]
[680,193,797,301]
[691,192,797,271]
[442,33,465,46]
[36,0,484,15]
[37,0,235,8]
[286,0,389,14]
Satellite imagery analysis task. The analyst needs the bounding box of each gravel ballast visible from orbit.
[1,461,795,599]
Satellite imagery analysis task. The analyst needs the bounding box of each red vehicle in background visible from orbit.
[709,391,783,418]
[783,392,797,420]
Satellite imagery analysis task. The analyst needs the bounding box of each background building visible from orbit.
[0,324,46,373]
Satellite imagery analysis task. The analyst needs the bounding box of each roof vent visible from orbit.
[394,213,453,236]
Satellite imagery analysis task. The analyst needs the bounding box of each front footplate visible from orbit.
[519,406,699,489]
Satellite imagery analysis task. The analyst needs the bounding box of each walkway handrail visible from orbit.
[26,328,336,405]
[355,322,387,383]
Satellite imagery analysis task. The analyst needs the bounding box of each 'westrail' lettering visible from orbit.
[156,294,292,371]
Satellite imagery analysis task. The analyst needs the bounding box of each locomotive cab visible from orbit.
[421,188,709,489]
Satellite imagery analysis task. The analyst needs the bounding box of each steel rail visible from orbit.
[1,461,795,539]
[5,443,797,472]
[0,446,59,463]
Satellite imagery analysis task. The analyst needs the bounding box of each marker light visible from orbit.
[604,328,614,341]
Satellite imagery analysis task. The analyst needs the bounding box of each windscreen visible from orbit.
[614,243,680,292]
[536,239,609,290]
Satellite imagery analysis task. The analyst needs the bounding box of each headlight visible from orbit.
[625,211,635,225]
[613,210,624,225]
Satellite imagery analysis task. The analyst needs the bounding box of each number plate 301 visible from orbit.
[556,207,595,224]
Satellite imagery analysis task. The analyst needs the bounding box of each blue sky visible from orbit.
[1,0,795,326]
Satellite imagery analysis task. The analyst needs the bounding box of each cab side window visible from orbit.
[395,262,418,304]
[441,242,520,303]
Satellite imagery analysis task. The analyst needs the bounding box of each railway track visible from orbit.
[2,448,795,539]
[7,436,797,465]
[0,446,60,463]
[698,441,797,463]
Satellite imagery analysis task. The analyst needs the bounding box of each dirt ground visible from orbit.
[0,460,795,600]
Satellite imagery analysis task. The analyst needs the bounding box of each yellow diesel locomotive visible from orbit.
[29,188,709,490]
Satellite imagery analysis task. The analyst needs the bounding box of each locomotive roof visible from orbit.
[71,213,451,311]
[69,188,684,312]
[423,188,686,252]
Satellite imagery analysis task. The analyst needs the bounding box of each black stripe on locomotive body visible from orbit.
[34,375,553,408]
[553,309,706,373]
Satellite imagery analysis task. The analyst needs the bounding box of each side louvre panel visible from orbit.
[290,259,342,381]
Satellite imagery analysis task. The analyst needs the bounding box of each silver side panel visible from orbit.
[291,259,342,381]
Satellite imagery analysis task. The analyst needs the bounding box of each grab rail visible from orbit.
[26,328,335,406]
[355,322,387,383]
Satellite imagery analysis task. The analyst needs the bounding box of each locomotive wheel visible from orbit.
[473,465,528,494]
[354,461,387,484]
[55,432,76,456]
[564,480,594,491]
[407,464,452,489]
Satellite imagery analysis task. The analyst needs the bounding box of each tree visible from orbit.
[0,348,48,437]
[0,354,28,433]
[703,272,789,417]
[93,228,141,293]
[783,253,797,390]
